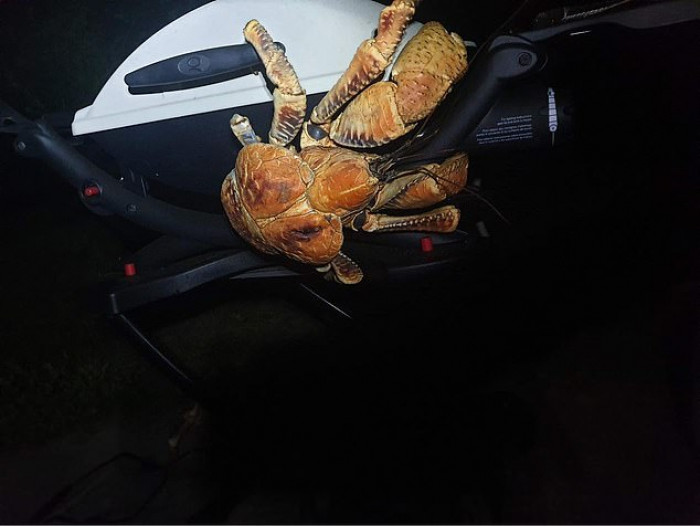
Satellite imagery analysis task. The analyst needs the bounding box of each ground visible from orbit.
[1,131,699,522]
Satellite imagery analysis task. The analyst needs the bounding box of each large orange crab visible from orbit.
[221,0,469,284]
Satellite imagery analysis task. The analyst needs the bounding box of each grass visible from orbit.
[0,147,332,448]
[0,0,338,448]
[0,164,142,446]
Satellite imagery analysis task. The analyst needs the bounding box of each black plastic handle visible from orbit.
[525,0,700,41]
[417,35,544,159]
[417,0,700,158]
[11,118,241,247]
[124,42,284,95]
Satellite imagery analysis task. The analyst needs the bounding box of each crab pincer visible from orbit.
[329,21,468,148]
[310,0,419,126]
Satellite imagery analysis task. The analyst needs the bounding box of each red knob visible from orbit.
[83,185,100,198]
[123,263,137,277]
[420,236,433,252]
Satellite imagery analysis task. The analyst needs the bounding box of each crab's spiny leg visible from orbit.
[351,204,460,234]
[310,0,418,125]
[327,251,363,284]
[243,20,306,147]
[373,153,469,210]
[230,114,260,146]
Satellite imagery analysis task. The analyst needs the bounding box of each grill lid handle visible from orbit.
[124,42,284,95]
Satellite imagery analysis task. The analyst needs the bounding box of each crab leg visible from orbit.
[326,251,364,285]
[243,20,306,147]
[350,204,460,233]
[326,21,468,148]
[373,153,469,210]
[310,0,419,125]
[230,114,260,146]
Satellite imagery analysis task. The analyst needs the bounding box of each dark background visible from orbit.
[0,0,699,523]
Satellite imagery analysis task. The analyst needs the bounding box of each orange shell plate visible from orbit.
[301,147,379,216]
[234,143,313,220]
[391,21,468,123]
[262,211,343,265]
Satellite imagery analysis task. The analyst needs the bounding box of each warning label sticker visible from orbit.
[475,114,534,145]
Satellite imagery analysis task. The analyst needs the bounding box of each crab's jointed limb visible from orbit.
[327,251,364,285]
[327,21,468,148]
[309,0,419,126]
[351,204,460,234]
[373,152,469,210]
[222,142,344,267]
[348,151,468,234]
[244,20,306,146]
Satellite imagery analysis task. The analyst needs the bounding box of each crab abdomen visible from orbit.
[310,0,418,125]
[221,143,343,265]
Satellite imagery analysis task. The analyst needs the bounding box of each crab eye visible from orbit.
[351,211,367,230]
[306,123,328,141]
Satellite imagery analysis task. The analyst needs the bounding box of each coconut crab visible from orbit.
[221,0,469,284]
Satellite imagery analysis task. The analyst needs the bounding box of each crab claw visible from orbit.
[326,21,468,148]
[310,0,419,125]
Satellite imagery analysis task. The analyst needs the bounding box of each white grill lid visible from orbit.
[72,0,421,136]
